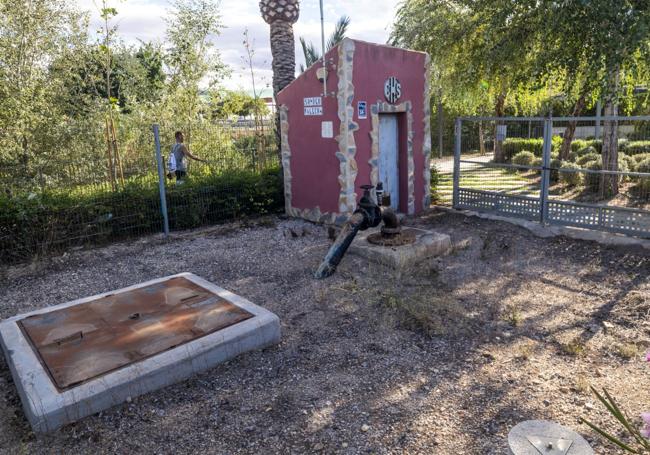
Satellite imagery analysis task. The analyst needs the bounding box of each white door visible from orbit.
[378,114,399,210]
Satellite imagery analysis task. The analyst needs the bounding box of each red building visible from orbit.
[277,38,432,224]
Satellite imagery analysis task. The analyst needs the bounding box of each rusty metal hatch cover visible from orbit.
[19,277,253,390]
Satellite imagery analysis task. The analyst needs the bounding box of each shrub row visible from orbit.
[0,168,284,264]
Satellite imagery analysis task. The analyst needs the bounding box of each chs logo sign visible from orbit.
[384,77,402,104]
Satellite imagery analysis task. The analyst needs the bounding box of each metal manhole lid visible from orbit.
[19,276,253,390]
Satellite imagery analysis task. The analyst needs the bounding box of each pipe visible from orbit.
[314,212,365,279]
[381,208,399,231]
[319,0,327,98]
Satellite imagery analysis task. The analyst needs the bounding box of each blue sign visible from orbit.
[358,101,367,119]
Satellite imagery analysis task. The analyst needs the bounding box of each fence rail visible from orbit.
[449,116,650,238]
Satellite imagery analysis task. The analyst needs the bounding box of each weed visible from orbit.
[574,375,590,394]
[516,341,535,360]
[614,342,637,360]
[503,304,523,327]
[561,337,586,356]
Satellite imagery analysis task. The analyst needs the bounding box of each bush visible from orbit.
[621,141,650,156]
[634,158,650,195]
[568,146,595,163]
[547,158,563,182]
[570,139,589,154]
[512,150,536,167]
[430,165,440,204]
[584,139,603,153]
[583,159,602,192]
[618,153,635,175]
[0,167,284,264]
[558,161,582,186]
[632,153,650,170]
[576,152,601,167]
[502,138,543,161]
[551,135,563,154]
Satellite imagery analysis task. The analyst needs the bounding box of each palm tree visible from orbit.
[299,15,350,72]
[259,0,300,96]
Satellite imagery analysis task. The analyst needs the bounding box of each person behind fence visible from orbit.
[167,131,206,183]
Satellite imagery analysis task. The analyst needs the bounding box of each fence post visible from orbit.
[452,117,462,208]
[539,118,552,224]
[153,124,170,236]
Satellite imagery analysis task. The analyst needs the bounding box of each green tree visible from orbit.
[0,0,87,178]
[299,15,350,72]
[164,0,227,138]
[391,0,542,162]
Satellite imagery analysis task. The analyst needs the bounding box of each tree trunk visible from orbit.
[599,101,619,198]
[493,92,506,162]
[558,94,586,161]
[269,21,296,163]
[479,121,486,155]
[599,68,621,198]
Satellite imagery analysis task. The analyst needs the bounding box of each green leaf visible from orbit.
[580,417,639,453]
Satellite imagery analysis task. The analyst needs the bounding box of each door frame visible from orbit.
[369,100,415,214]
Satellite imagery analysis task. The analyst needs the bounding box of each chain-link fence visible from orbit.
[450,116,650,238]
[0,121,282,264]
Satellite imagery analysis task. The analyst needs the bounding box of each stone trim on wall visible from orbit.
[279,105,293,214]
[335,39,359,215]
[368,100,416,215]
[422,54,433,209]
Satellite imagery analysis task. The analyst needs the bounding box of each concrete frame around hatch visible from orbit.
[0,273,280,433]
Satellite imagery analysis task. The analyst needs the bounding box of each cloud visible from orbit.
[74,0,401,91]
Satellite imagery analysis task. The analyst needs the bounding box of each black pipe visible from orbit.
[314,212,365,279]
[314,184,385,279]
[381,208,399,230]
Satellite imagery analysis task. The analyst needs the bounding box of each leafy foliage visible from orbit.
[299,15,350,72]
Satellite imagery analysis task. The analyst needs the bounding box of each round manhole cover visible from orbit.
[508,420,593,455]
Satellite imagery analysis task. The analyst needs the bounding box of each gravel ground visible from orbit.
[1,211,649,454]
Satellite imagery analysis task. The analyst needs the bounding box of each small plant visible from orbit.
[580,352,650,453]
[561,337,585,356]
[503,304,523,327]
[616,343,638,360]
[581,387,650,453]
[516,341,535,360]
[574,375,590,394]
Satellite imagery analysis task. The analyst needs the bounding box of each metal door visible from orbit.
[378,114,399,210]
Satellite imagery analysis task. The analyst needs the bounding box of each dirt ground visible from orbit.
[1,211,649,454]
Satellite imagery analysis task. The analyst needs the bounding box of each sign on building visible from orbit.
[304,96,323,116]
[358,101,367,119]
[384,77,401,104]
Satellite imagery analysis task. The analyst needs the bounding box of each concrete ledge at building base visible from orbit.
[348,227,452,269]
[0,272,281,434]
[433,205,650,250]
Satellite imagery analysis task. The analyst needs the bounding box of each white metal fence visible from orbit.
[451,116,650,238]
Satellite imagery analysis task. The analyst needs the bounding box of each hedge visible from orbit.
[576,152,601,167]
[621,141,650,156]
[558,161,582,186]
[0,167,284,264]
[502,138,543,162]
[512,151,536,167]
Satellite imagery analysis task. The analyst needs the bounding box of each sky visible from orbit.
[75,0,402,93]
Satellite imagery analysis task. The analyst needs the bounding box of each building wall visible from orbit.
[276,45,342,220]
[350,41,429,214]
[277,39,430,222]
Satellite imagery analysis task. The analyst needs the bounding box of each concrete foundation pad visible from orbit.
[349,227,452,269]
[0,273,280,433]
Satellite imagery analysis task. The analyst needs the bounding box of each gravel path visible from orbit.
[1,211,649,454]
